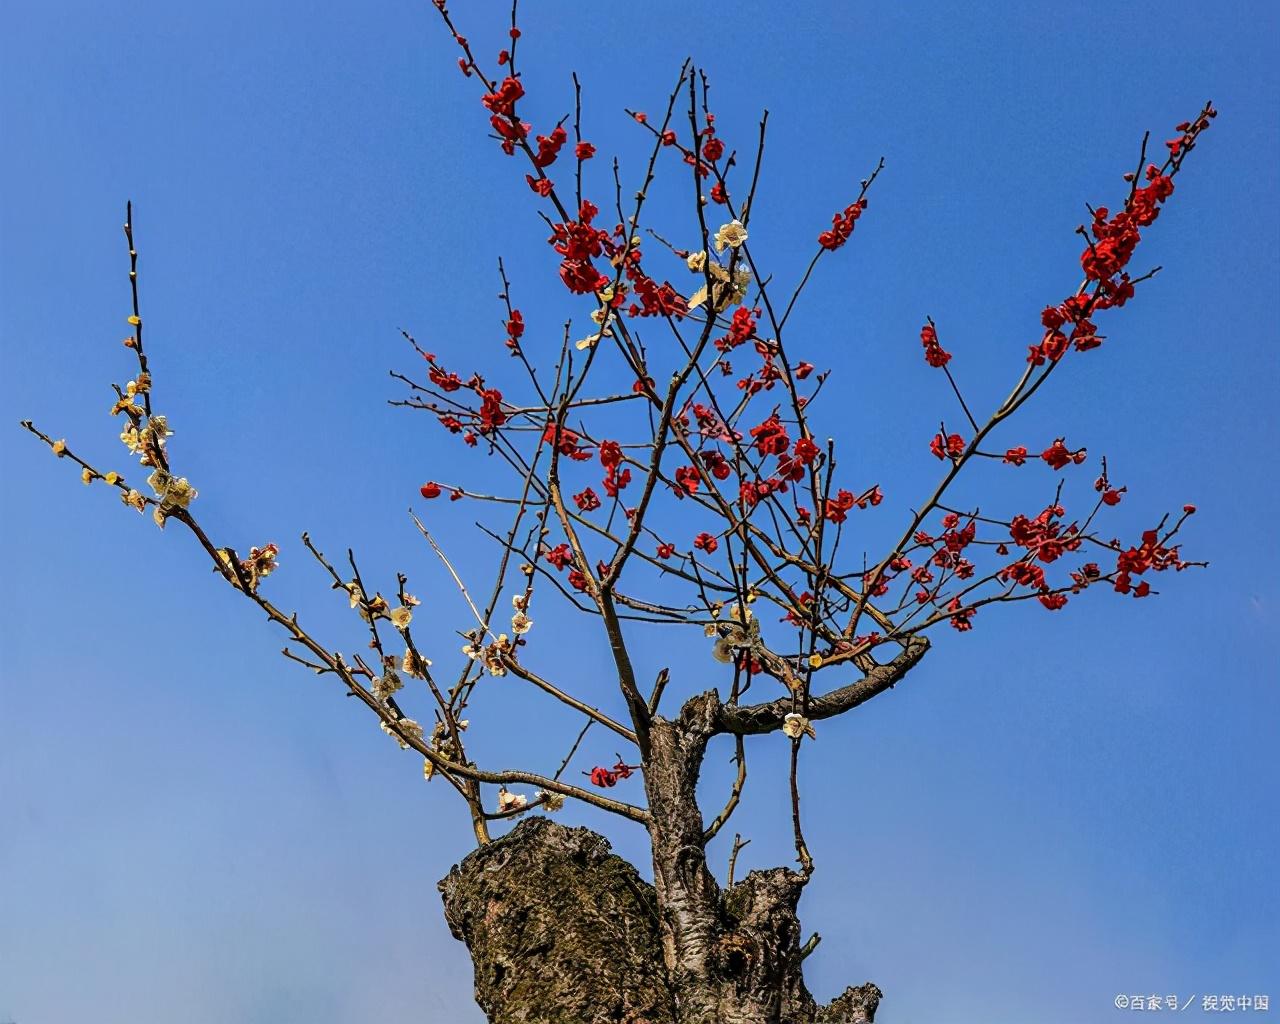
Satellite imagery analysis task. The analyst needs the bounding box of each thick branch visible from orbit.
[712,636,930,736]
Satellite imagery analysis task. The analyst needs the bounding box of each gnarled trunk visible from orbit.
[439,816,881,1024]
[643,709,818,1023]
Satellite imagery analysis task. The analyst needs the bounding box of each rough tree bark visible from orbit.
[439,707,884,1024]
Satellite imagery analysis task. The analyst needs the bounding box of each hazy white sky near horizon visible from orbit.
[2,1,1277,1022]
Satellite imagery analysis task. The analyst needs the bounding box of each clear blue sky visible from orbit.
[2,2,1277,1022]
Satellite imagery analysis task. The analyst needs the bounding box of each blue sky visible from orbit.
[2,2,1277,1022]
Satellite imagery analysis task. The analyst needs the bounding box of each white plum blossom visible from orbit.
[497,787,528,813]
[783,713,815,740]
[714,220,748,252]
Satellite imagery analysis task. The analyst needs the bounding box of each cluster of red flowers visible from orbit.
[777,436,820,482]
[930,432,966,460]
[997,557,1073,610]
[1023,109,1215,367]
[549,200,611,295]
[737,478,777,509]
[1094,468,1125,507]
[947,597,975,631]
[1080,162,1177,283]
[822,490,854,526]
[416,351,512,446]
[822,485,883,525]
[818,198,868,251]
[1008,504,1081,566]
[532,125,567,168]
[701,449,732,481]
[749,414,790,457]
[715,307,758,353]
[478,388,506,434]
[1030,294,1100,363]
[920,323,952,368]
[504,309,524,351]
[544,543,573,570]
[525,174,554,197]
[481,75,528,155]
[735,357,786,398]
[1114,518,1193,596]
[424,351,471,392]
[418,481,463,502]
[1041,438,1087,470]
[674,465,700,496]
[627,267,688,319]
[599,440,631,497]
[588,759,641,788]
[428,13,1211,655]
[682,117,716,179]
[542,423,592,461]
[602,465,630,497]
[546,200,687,318]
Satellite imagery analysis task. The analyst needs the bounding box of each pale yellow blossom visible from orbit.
[686,250,707,273]
[147,469,197,509]
[145,415,173,444]
[687,261,752,313]
[169,477,197,507]
[576,324,613,351]
[81,468,93,485]
[709,604,761,664]
[511,611,533,636]
[402,648,431,678]
[240,544,279,590]
[782,712,816,740]
[714,220,748,252]
[359,593,389,622]
[538,790,566,812]
[483,634,512,676]
[388,606,413,629]
[497,788,528,814]
[374,668,404,702]
[380,716,423,750]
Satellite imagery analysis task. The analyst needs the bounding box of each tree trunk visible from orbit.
[439,816,881,1024]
